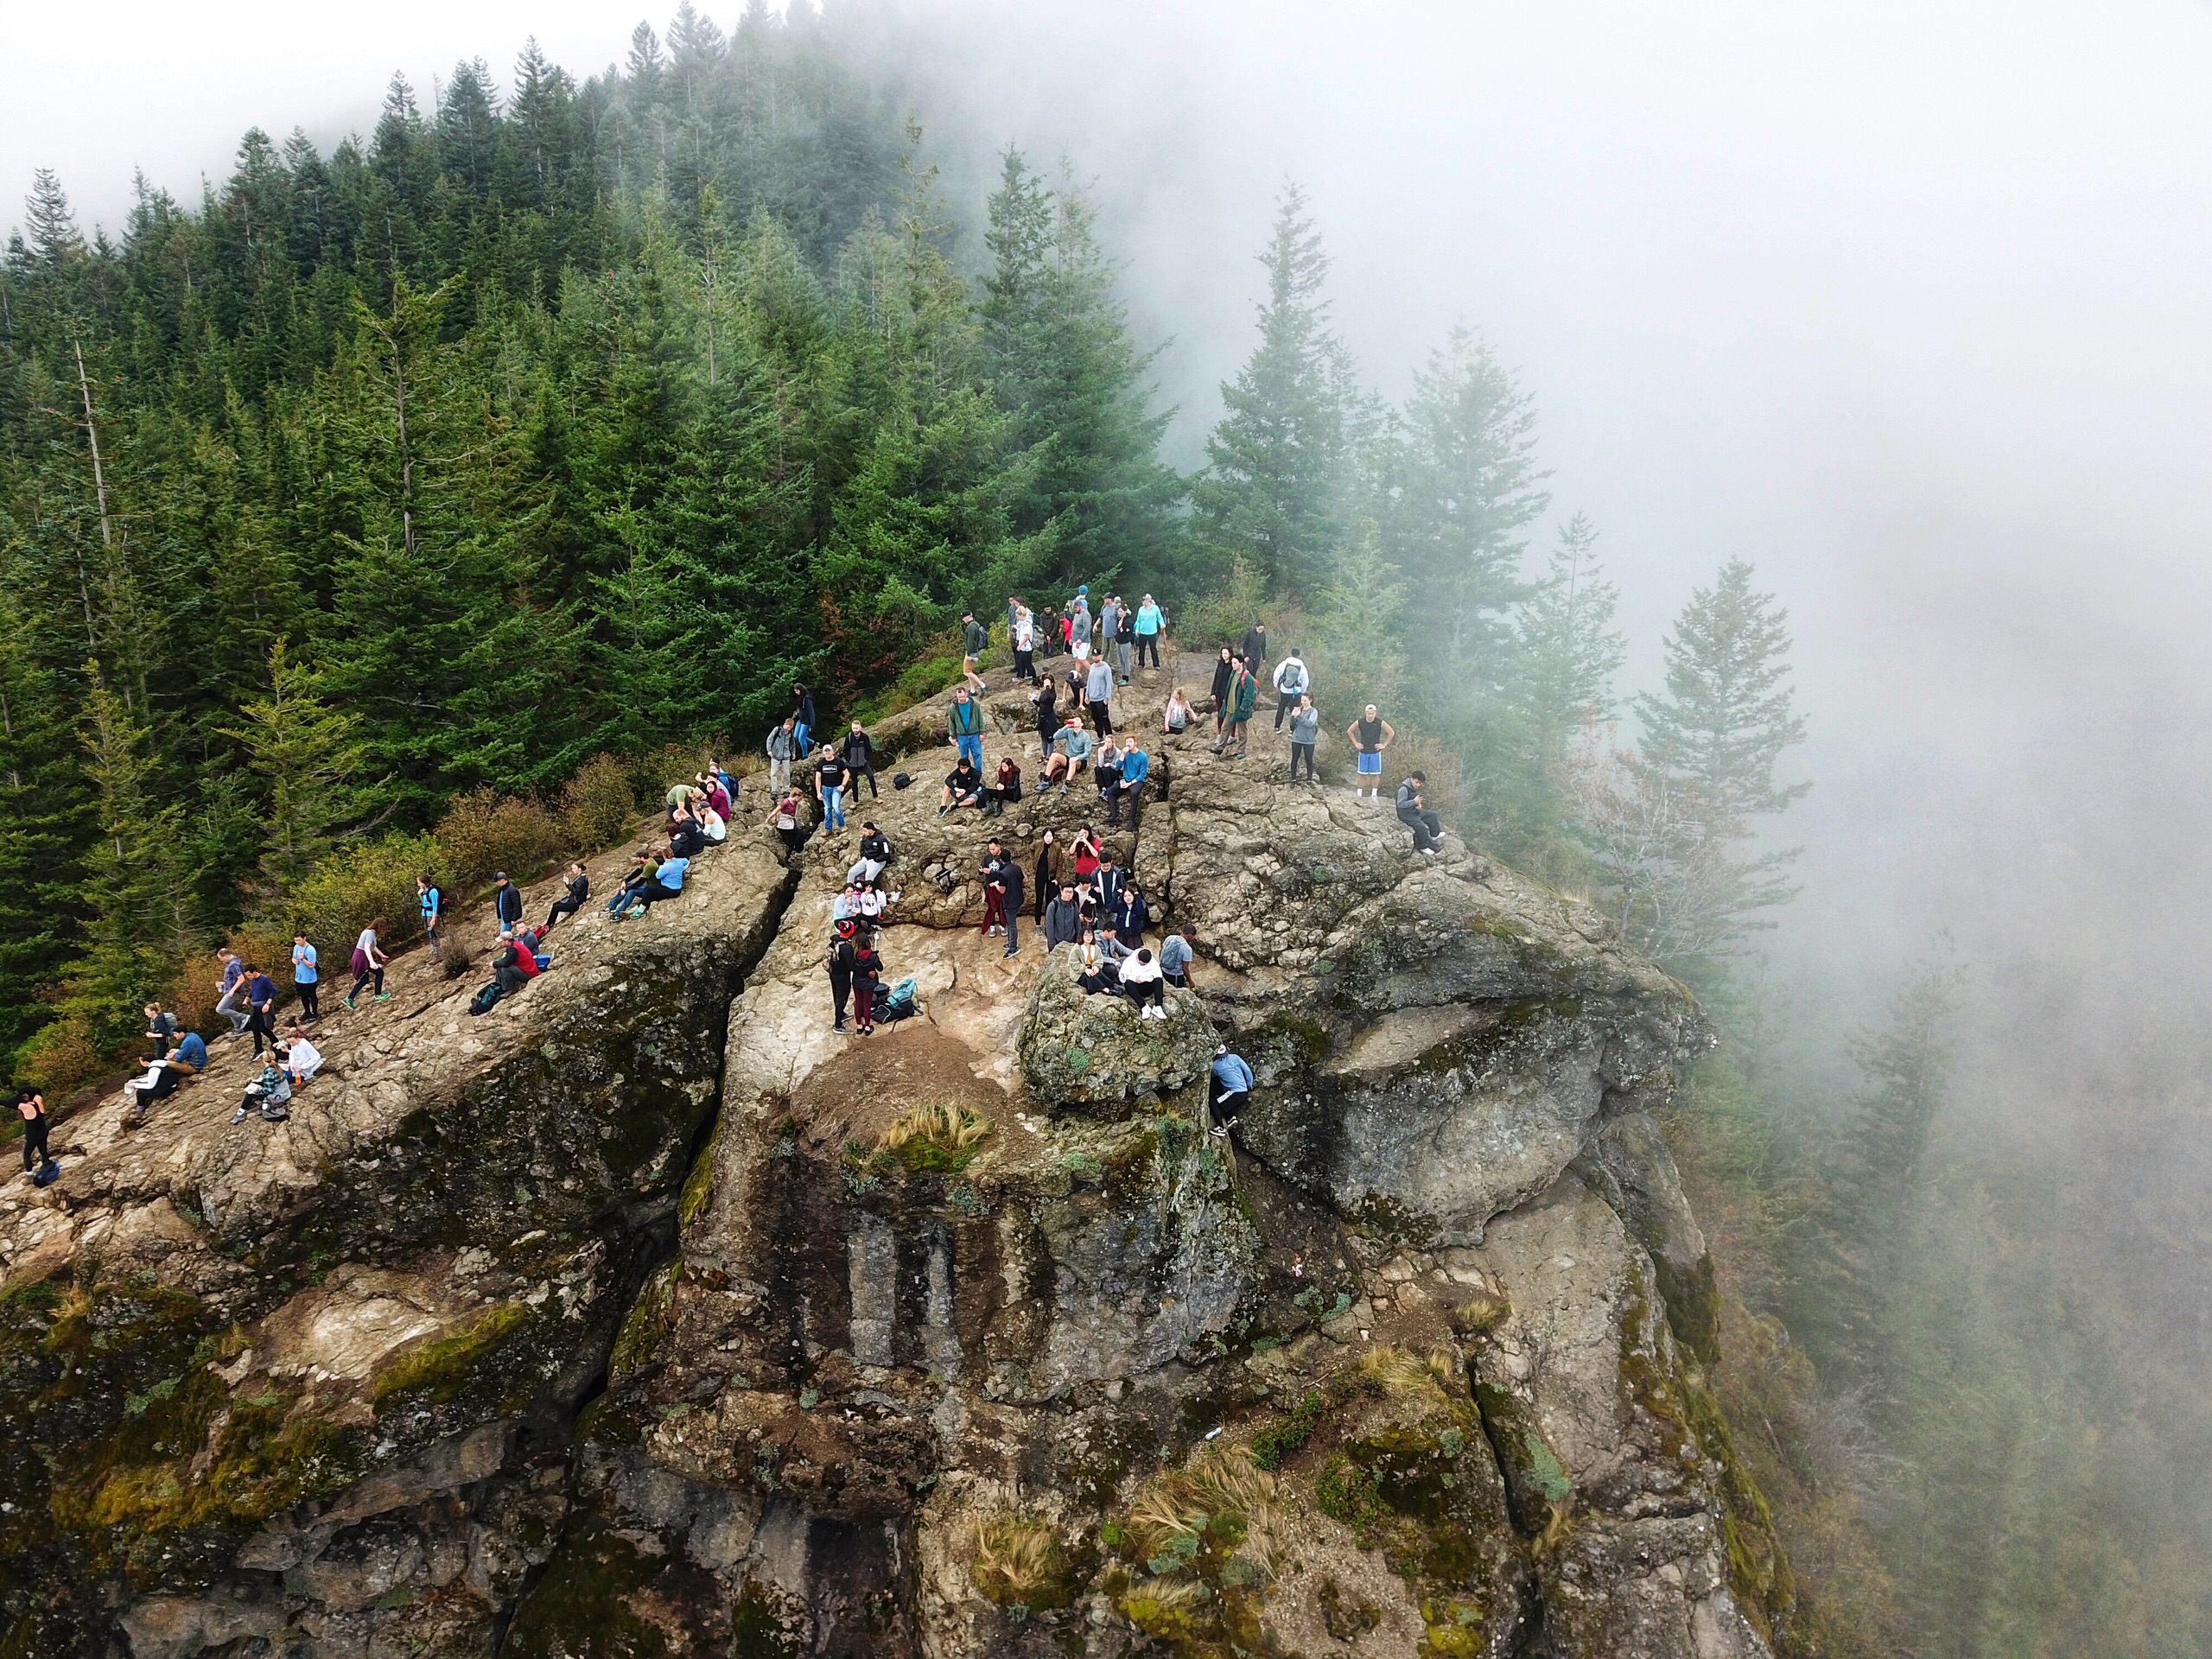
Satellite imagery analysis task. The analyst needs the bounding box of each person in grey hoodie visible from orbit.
[1044,884,1085,950]
[1287,692,1321,784]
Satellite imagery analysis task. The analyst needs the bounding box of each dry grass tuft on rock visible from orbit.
[875,1101,992,1172]
[1357,1343,1460,1399]
[969,1512,1074,1611]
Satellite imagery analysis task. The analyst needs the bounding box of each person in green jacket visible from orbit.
[1214,654,1259,759]
[949,687,988,770]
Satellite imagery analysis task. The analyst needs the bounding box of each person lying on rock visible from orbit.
[848,822,893,886]
[938,756,987,817]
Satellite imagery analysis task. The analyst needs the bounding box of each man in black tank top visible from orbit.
[1347,703,1394,798]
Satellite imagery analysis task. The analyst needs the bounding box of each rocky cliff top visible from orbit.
[3,645,1786,1659]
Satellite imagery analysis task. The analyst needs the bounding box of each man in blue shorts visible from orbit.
[1347,703,1395,799]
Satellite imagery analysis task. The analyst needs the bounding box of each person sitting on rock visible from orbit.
[1120,947,1166,1019]
[700,800,728,843]
[984,754,1023,818]
[670,806,708,859]
[493,932,533,995]
[607,847,661,912]
[848,823,893,885]
[1042,718,1092,791]
[832,880,865,924]
[1111,882,1150,953]
[939,756,987,816]
[122,1049,198,1123]
[233,1055,292,1124]
[1396,770,1443,855]
[1074,926,1113,995]
[629,849,690,912]
[281,1020,324,1085]
[545,861,590,931]
[1044,884,1084,950]
[855,878,898,930]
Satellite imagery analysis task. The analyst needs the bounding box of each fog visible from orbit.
[10,0,2212,1092]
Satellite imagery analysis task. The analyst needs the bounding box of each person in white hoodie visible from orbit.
[1119,946,1167,1018]
[1271,649,1310,731]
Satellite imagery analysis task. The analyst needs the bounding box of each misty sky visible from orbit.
[9,0,2212,1052]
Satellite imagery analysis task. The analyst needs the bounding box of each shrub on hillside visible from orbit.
[560,754,645,851]
[285,832,444,959]
[435,790,568,890]
[15,1013,105,1096]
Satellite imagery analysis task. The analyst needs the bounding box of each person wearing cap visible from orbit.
[493,872,524,933]
[493,931,532,998]
[961,609,989,694]
[1134,594,1165,670]
[1069,593,1093,663]
[827,918,860,1033]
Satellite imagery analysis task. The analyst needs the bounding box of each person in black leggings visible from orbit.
[16,1090,49,1174]
[545,862,589,931]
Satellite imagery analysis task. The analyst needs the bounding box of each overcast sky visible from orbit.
[9,0,2212,1043]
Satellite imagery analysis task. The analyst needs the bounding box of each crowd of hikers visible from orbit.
[17,584,1449,1185]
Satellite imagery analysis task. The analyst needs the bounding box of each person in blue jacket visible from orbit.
[1211,1044,1253,1135]
[1112,741,1150,829]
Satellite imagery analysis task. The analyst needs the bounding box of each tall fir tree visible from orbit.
[229,639,365,897]
[1192,183,1351,598]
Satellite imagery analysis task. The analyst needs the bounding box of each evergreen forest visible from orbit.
[3,10,2205,1654]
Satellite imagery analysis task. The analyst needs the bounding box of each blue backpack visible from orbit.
[878,977,918,1023]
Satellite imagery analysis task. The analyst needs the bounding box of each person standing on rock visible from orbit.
[1215,656,1258,757]
[214,948,249,1039]
[828,918,860,1034]
[1211,1044,1254,1134]
[1115,597,1137,684]
[143,1001,177,1060]
[1030,675,1060,760]
[841,721,881,800]
[768,789,809,856]
[291,934,321,1020]
[1348,704,1395,798]
[1099,594,1122,671]
[245,962,278,1058]
[1085,654,1116,739]
[1111,881,1149,953]
[344,921,389,1011]
[1094,735,1124,820]
[16,1088,51,1179]
[985,842,1024,957]
[1045,883,1084,950]
[1070,592,1093,663]
[1033,830,1065,923]
[852,932,885,1035]
[1271,648,1310,731]
[949,687,987,772]
[1011,602,1037,683]
[1396,771,1444,855]
[981,841,1009,941]
[493,872,524,935]
[1287,694,1321,785]
[766,716,798,798]
[960,610,989,695]
[1135,594,1165,671]
[1240,621,1270,676]
[815,744,849,836]
[1164,687,1195,734]
[1160,931,1193,989]
[1209,648,1235,739]
[791,684,816,756]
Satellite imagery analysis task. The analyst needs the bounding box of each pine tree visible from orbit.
[1509,513,1626,768]
[66,663,192,1050]
[982,151,1179,590]
[1636,557,1809,829]
[1390,325,1549,664]
[229,640,365,895]
[1192,183,1351,598]
[0,586,76,1069]
[1308,524,1408,718]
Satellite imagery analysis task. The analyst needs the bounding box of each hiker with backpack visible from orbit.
[143,1001,177,1059]
[949,687,988,771]
[841,721,881,799]
[766,717,798,797]
[16,1088,53,1182]
[418,875,444,962]
[1271,649,1310,730]
[1044,883,1084,950]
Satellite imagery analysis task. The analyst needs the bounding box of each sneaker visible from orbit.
[340,997,355,1012]
[1058,784,1069,795]
[938,806,950,817]
[1420,847,1437,856]
[832,1021,852,1034]
[1004,947,1020,958]
[375,993,392,1001]
[230,1106,248,1125]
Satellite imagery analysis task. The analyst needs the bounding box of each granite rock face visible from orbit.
[2,657,1785,1659]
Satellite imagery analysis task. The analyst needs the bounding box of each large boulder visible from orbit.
[1017,950,1217,1114]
